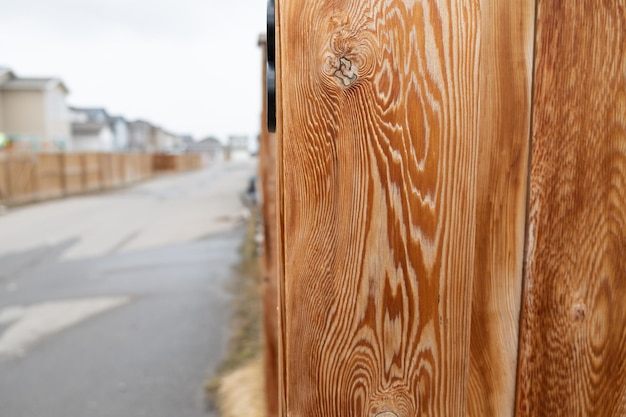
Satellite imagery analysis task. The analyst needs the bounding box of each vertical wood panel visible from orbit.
[63,153,84,195]
[259,34,280,417]
[7,153,37,203]
[516,1,626,416]
[83,152,102,192]
[467,1,535,416]
[277,0,485,415]
[0,153,8,201]
[37,153,64,199]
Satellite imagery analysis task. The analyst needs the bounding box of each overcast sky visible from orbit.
[0,0,267,142]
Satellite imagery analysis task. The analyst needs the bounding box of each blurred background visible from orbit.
[0,0,266,151]
[0,1,268,416]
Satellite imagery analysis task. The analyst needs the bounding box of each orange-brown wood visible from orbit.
[36,153,64,200]
[83,152,102,192]
[515,2,626,416]
[6,153,37,203]
[467,1,535,416]
[99,153,114,188]
[63,153,84,195]
[112,153,125,186]
[274,0,537,415]
[259,33,280,417]
[0,153,8,201]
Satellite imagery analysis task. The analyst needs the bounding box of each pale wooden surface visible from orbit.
[0,152,171,205]
[515,1,626,416]
[63,153,84,195]
[277,1,487,415]
[83,153,102,191]
[467,1,534,416]
[36,153,64,199]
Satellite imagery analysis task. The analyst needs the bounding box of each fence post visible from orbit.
[274,1,534,416]
[259,33,279,417]
[515,2,626,416]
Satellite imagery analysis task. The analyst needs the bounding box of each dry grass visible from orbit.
[206,205,266,416]
[217,355,266,417]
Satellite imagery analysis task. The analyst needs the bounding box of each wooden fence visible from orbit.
[261,1,626,417]
[0,152,203,206]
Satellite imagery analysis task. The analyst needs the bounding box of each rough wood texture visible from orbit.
[277,0,490,415]
[515,2,626,416]
[467,1,534,416]
[259,34,280,417]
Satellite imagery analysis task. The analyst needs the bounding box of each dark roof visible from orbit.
[70,107,110,123]
[71,122,109,136]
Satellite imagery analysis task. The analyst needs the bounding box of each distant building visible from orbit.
[109,116,130,151]
[188,136,223,162]
[128,120,155,151]
[127,120,186,152]
[228,135,250,160]
[0,67,71,151]
[156,128,181,152]
[69,107,115,151]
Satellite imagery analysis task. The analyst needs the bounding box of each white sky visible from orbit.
[0,0,267,143]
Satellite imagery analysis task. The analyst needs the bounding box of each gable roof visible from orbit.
[1,77,69,94]
[0,67,16,86]
[70,107,110,123]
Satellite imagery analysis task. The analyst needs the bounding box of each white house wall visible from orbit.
[45,86,71,149]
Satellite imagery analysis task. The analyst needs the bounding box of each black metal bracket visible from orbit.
[267,0,276,133]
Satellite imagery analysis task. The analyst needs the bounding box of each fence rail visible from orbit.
[0,151,203,206]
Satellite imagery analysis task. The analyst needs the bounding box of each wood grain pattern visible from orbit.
[515,1,626,416]
[277,0,485,415]
[467,1,534,416]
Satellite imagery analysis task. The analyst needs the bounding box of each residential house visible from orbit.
[228,135,250,160]
[156,128,184,152]
[128,119,157,151]
[128,121,184,152]
[69,107,114,152]
[188,136,223,163]
[0,67,71,151]
[109,116,130,151]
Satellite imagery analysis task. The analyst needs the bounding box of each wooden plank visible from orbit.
[0,153,9,202]
[99,153,114,189]
[7,153,37,203]
[112,153,125,186]
[259,34,279,417]
[123,154,136,183]
[36,153,64,200]
[275,1,497,415]
[63,153,84,195]
[141,153,152,179]
[466,1,535,416]
[83,152,102,192]
[515,2,626,416]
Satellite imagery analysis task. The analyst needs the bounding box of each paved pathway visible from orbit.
[0,159,257,417]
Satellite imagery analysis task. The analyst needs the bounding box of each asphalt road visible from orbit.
[0,158,257,417]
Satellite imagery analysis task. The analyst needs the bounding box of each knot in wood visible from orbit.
[571,303,586,323]
[333,56,357,86]
[375,412,399,417]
